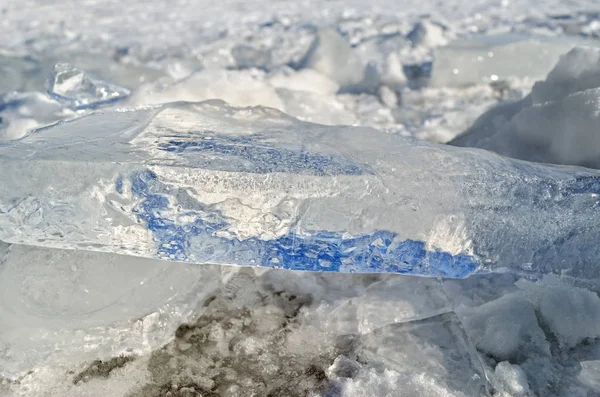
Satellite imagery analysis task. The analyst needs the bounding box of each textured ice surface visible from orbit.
[2,100,600,279]
[539,285,600,349]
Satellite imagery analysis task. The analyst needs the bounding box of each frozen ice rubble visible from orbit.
[1,100,600,279]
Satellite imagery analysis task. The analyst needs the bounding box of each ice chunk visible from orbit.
[461,294,550,361]
[377,85,399,108]
[406,20,450,48]
[403,60,433,88]
[356,312,488,396]
[353,33,408,92]
[578,360,600,392]
[230,19,317,70]
[531,46,600,104]
[47,63,131,109]
[0,243,221,378]
[493,362,530,397]
[452,47,600,168]
[431,34,595,87]
[131,67,353,126]
[538,285,600,349]
[37,50,167,91]
[300,27,365,90]
[129,69,284,109]
[3,101,600,278]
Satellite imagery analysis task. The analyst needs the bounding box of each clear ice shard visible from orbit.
[0,242,221,377]
[46,63,131,109]
[358,312,488,396]
[1,100,600,279]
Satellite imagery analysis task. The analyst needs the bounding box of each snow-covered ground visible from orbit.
[2,0,600,396]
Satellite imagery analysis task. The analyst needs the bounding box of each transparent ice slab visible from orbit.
[0,242,221,379]
[1,101,600,279]
[357,312,488,396]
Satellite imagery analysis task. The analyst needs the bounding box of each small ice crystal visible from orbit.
[47,63,131,110]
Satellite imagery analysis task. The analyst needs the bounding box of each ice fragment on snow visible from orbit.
[353,32,408,93]
[269,68,340,96]
[276,88,356,125]
[231,44,272,70]
[461,294,550,361]
[538,285,600,349]
[300,27,365,90]
[403,61,433,88]
[493,361,530,397]
[129,69,284,109]
[47,63,131,109]
[358,312,488,396]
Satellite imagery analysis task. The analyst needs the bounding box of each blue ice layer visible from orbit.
[157,132,373,176]
[128,170,479,278]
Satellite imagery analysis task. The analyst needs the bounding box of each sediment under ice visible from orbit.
[1,99,600,279]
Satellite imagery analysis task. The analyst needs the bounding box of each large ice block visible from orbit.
[451,47,600,169]
[1,100,600,279]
